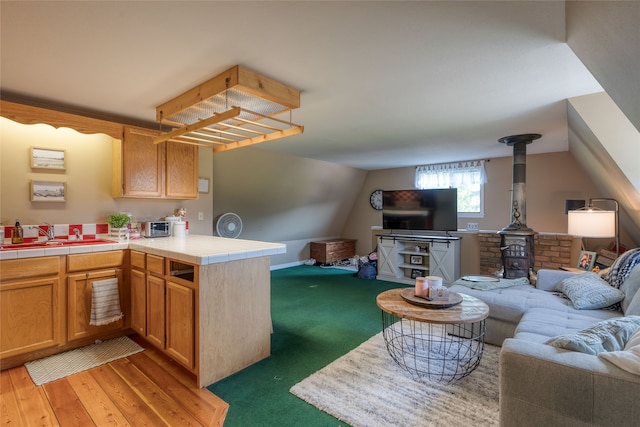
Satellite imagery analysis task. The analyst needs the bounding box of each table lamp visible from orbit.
[567,198,619,258]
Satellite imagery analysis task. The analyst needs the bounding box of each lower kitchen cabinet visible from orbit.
[146,274,166,350]
[0,256,64,361]
[130,251,196,370]
[0,277,62,358]
[130,268,146,336]
[66,251,127,342]
[165,281,195,368]
[67,269,125,341]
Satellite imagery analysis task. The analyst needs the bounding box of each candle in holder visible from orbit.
[415,276,429,296]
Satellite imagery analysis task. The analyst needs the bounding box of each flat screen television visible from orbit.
[382,188,458,232]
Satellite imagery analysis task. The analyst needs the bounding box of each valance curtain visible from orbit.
[415,160,487,189]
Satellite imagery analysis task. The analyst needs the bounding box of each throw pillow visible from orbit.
[619,266,640,314]
[599,327,640,375]
[626,290,640,316]
[545,316,640,355]
[554,272,625,310]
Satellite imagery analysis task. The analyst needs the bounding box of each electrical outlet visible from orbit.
[198,212,204,220]
[466,222,478,231]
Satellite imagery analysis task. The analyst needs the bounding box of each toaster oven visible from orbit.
[143,221,171,237]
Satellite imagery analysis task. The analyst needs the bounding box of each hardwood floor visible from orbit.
[0,336,229,426]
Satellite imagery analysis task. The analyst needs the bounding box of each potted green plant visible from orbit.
[107,213,130,240]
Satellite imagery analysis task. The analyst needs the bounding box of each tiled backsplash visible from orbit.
[1,223,109,243]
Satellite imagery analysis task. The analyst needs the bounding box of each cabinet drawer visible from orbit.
[131,250,146,269]
[67,251,124,272]
[1,256,62,281]
[147,254,164,275]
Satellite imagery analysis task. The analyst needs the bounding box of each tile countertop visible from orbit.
[0,234,286,265]
[129,235,286,265]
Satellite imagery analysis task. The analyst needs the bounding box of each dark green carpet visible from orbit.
[207,265,403,426]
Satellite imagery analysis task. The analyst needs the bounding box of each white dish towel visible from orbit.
[90,278,124,326]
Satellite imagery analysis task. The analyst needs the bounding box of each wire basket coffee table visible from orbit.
[376,288,489,382]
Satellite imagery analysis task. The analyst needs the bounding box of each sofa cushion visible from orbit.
[514,307,622,344]
[620,265,640,314]
[447,284,572,323]
[626,289,640,316]
[554,272,625,310]
[599,327,640,375]
[544,316,640,355]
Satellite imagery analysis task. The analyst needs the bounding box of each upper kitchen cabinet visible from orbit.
[112,126,198,199]
[166,138,199,199]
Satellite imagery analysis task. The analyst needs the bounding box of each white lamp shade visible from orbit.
[567,209,615,238]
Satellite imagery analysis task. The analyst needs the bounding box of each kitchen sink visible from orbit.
[0,238,118,251]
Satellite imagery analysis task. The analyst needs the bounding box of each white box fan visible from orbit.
[215,212,243,238]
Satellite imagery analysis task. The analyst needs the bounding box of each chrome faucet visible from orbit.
[31,223,55,240]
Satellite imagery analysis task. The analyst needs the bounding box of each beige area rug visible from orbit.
[25,336,144,386]
[290,332,500,427]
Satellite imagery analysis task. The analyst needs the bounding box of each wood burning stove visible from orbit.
[498,133,541,279]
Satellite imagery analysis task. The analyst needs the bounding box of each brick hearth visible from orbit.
[478,232,573,276]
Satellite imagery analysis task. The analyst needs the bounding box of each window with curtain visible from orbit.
[415,160,487,216]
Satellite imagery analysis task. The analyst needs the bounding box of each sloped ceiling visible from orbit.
[0,0,605,170]
[565,1,640,247]
[567,0,640,134]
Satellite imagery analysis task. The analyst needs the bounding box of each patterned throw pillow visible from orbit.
[545,316,640,355]
[554,272,625,310]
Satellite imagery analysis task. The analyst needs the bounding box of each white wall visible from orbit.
[211,146,368,265]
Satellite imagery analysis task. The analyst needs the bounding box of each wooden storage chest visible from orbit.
[310,239,357,264]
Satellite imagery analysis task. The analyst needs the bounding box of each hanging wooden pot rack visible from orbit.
[153,65,303,152]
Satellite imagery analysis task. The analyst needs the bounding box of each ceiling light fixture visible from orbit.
[153,65,303,152]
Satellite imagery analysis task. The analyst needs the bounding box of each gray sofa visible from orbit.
[448,263,640,427]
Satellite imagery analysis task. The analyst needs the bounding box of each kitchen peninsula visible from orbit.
[0,235,286,388]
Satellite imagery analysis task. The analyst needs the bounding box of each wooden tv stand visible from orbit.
[376,234,461,285]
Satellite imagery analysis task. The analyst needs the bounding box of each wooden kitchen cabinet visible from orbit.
[112,126,198,199]
[66,251,127,342]
[67,269,125,341]
[0,256,64,360]
[131,253,196,370]
[146,274,166,350]
[166,139,199,198]
[130,250,146,336]
[165,280,195,368]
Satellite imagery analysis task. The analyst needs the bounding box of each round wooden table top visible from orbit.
[376,288,489,324]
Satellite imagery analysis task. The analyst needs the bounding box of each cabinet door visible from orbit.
[67,269,124,341]
[165,140,198,199]
[119,126,164,197]
[130,268,146,336]
[165,281,195,369]
[429,241,456,283]
[377,238,401,278]
[146,274,166,349]
[1,277,62,358]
